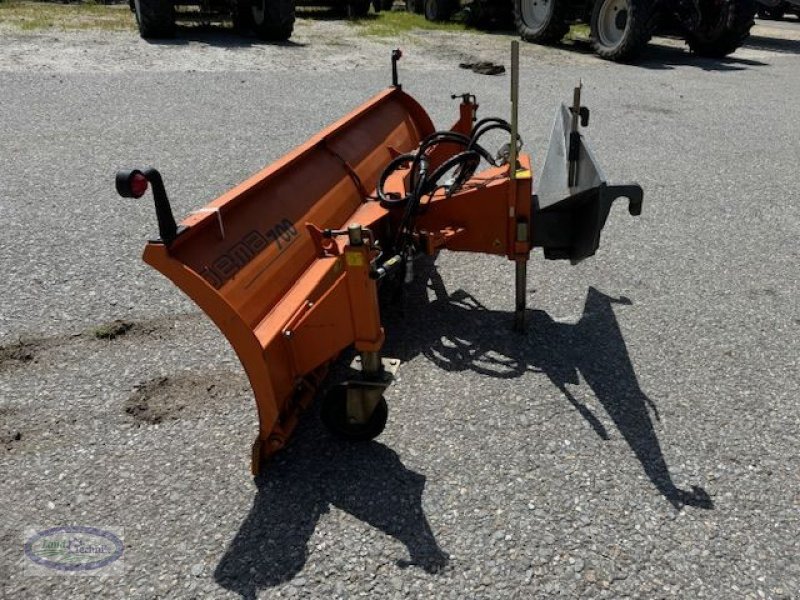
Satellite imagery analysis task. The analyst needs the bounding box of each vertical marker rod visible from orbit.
[509,40,519,180]
[568,81,582,188]
[509,41,526,331]
[514,258,527,332]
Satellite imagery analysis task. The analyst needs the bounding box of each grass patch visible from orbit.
[92,320,133,340]
[567,23,590,41]
[347,10,472,36]
[0,1,135,31]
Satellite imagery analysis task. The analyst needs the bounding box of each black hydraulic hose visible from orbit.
[468,121,523,166]
[392,150,481,250]
[470,117,511,137]
[415,131,494,174]
[419,130,471,151]
[376,121,527,271]
[377,132,471,205]
[471,120,512,143]
[421,150,482,197]
[376,153,417,205]
[412,131,468,181]
[372,120,528,290]
[377,123,520,213]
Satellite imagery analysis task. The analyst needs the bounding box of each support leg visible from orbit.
[514,258,527,332]
[347,351,384,425]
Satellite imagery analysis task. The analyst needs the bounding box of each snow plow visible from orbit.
[116,45,643,474]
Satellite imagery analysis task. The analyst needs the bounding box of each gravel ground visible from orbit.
[1,15,799,599]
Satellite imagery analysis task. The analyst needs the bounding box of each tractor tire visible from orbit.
[251,0,295,41]
[467,0,513,28]
[406,0,424,13]
[514,0,569,44]
[590,0,657,62]
[133,0,175,39]
[232,0,250,33]
[756,5,783,19]
[347,0,371,17]
[686,0,756,58]
[424,0,455,21]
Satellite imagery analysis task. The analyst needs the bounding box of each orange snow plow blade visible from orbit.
[116,47,643,474]
[135,87,434,471]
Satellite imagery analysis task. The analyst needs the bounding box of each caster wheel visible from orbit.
[320,384,388,441]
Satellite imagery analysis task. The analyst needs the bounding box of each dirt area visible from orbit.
[0,312,240,456]
[124,371,250,425]
[0,342,36,370]
[0,314,198,373]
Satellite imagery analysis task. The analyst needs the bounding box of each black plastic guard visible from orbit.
[532,183,643,264]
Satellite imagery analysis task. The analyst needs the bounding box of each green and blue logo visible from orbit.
[24,526,124,572]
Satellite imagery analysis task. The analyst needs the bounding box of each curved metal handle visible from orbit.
[115,167,180,245]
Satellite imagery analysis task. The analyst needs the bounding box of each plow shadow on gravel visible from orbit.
[215,427,448,598]
[383,257,714,511]
[214,257,711,597]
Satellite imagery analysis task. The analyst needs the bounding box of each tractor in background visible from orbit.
[414,0,757,63]
[130,0,295,39]
[756,0,800,19]
[130,0,396,40]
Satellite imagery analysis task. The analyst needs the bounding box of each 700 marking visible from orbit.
[265,219,297,251]
[200,218,299,289]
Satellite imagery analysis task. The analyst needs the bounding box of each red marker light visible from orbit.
[130,172,149,198]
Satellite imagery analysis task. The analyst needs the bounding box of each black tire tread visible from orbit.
[347,0,371,18]
[590,0,657,62]
[320,385,388,442]
[134,0,175,39]
[424,0,455,21]
[686,0,756,57]
[252,0,295,41]
[514,0,570,44]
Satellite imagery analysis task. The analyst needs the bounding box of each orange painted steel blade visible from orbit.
[129,72,643,478]
[142,87,435,466]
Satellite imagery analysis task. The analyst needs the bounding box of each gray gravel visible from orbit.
[1,19,800,599]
